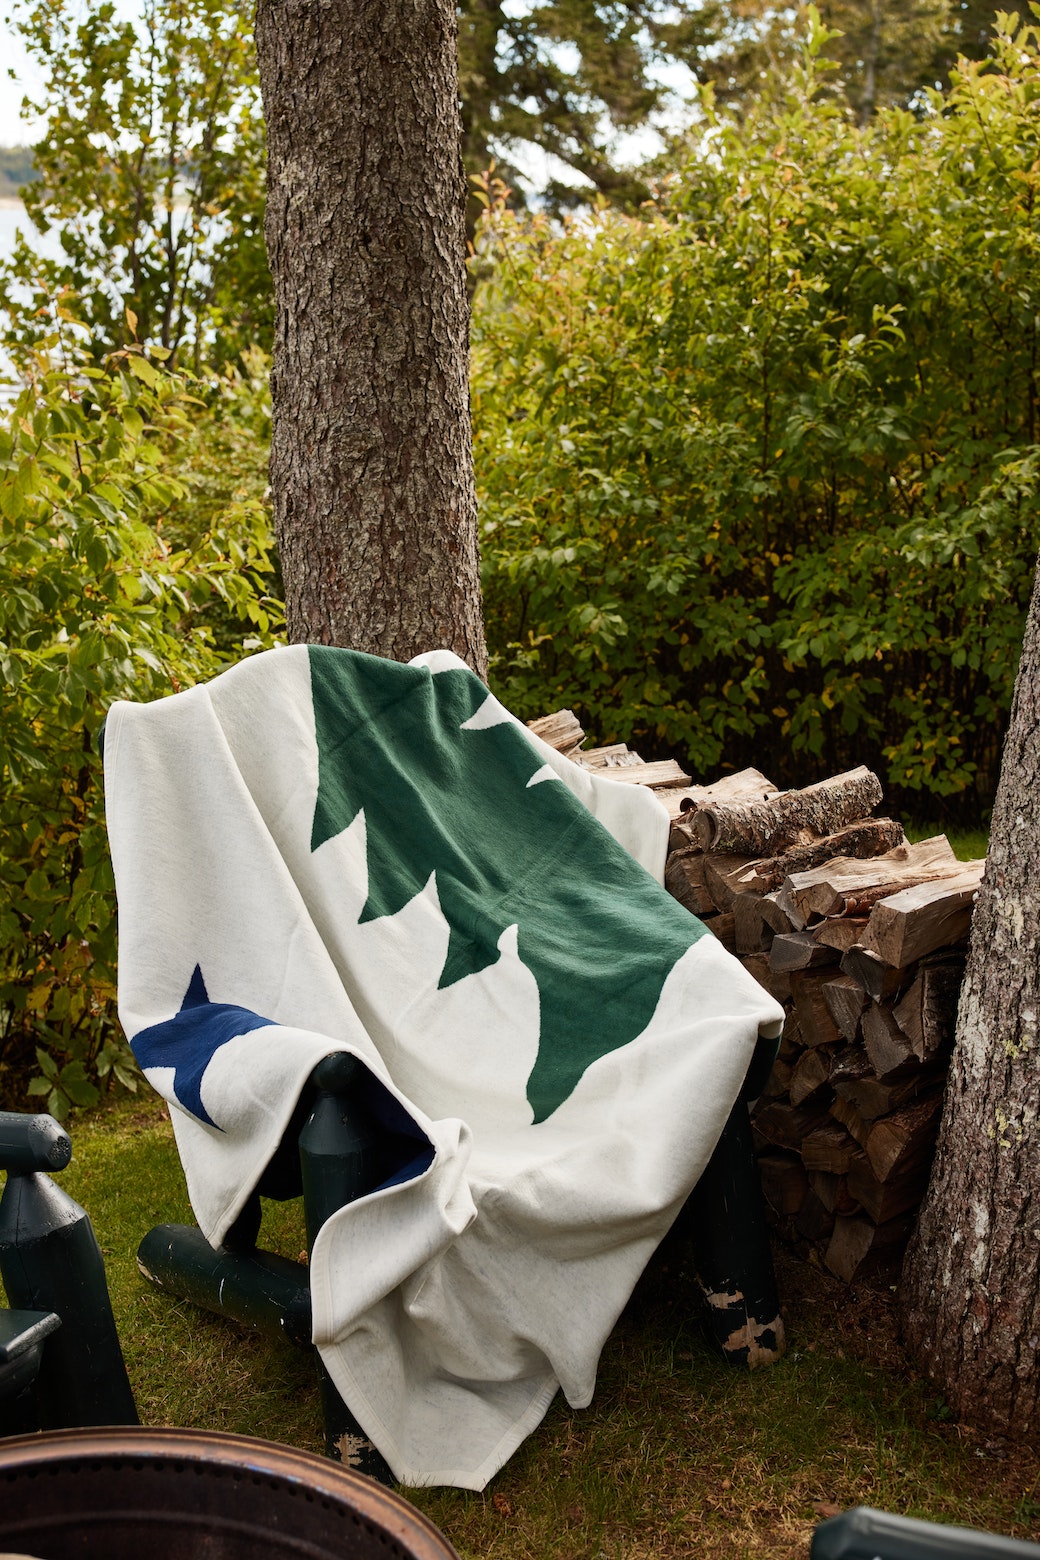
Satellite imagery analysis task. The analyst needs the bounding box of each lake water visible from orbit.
[0,201,67,394]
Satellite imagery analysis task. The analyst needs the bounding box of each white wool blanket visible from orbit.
[104,645,783,1489]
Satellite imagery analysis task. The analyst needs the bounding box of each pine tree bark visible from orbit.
[900,556,1040,1440]
[255,0,488,677]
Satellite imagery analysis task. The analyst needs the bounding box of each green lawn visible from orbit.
[4,1090,1037,1559]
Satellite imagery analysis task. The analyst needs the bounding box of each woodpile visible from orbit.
[529,709,984,1287]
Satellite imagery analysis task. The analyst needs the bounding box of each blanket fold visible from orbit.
[104,645,783,1488]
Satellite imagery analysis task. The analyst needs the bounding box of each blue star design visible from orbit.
[131,965,278,1130]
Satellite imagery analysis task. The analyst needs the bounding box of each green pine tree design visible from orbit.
[309,647,707,1123]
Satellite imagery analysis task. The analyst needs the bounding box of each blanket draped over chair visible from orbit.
[103,645,783,1489]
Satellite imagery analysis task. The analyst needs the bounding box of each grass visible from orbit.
[5,1090,1038,1558]
[905,825,989,862]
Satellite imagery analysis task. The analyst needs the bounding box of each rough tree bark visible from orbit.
[900,556,1040,1440]
[254,0,488,677]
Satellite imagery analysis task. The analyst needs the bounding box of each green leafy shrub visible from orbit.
[472,12,1040,823]
[0,302,279,1115]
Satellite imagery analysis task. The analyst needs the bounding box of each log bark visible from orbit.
[669,768,779,844]
[256,0,488,673]
[901,557,1040,1442]
[687,766,883,855]
[750,818,905,891]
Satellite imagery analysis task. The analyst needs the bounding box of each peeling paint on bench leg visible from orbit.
[701,1287,787,1367]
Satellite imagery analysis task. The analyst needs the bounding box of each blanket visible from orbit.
[103,645,784,1489]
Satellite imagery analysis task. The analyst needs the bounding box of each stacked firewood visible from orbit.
[529,710,985,1286]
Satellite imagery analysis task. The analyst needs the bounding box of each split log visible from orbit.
[828,1044,873,1088]
[829,1095,870,1147]
[808,1169,841,1213]
[754,1097,833,1149]
[664,850,716,917]
[704,911,736,953]
[865,1092,944,1182]
[824,1212,915,1285]
[668,768,779,844]
[686,766,883,856]
[812,917,870,955]
[758,1152,808,1217]
[527,709,584,755]
[789,970,842,1048]
[595,758,691,791]
[862,1001,921,1082]
[789,1046,834,1106]
[769,933,840,973]
[822,976,868,1043]
[777,1010,803,1056]
[893,959,964,1059]
[840,945,914,1002]
[774,836,959,926]
[796,1189,836,1242]
[733,892,773,955]
[832,1070,935,1122]
[846,1155,930,1224]
[859,862,985,968]
[757,894,798,936]
[808,1171,860,1218]
[677,768,779,809]
[758,1058,793,1100]
[578,744,642,768]
[801,1121,860,1173]
[740,952,792,1006]
[703,855,762,913]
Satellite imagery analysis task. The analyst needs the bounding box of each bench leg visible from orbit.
[685,1099,786,1367]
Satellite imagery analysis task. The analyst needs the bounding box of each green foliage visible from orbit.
[472,13,1040,822]
[0,299,280,1115]
[1,0,269,368]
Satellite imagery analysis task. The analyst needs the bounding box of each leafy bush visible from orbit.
[0,302,279,1114]
[472,12,1040,823]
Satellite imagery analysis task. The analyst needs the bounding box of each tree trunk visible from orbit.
[255,0,488,677]
[900,555,1040,1440]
